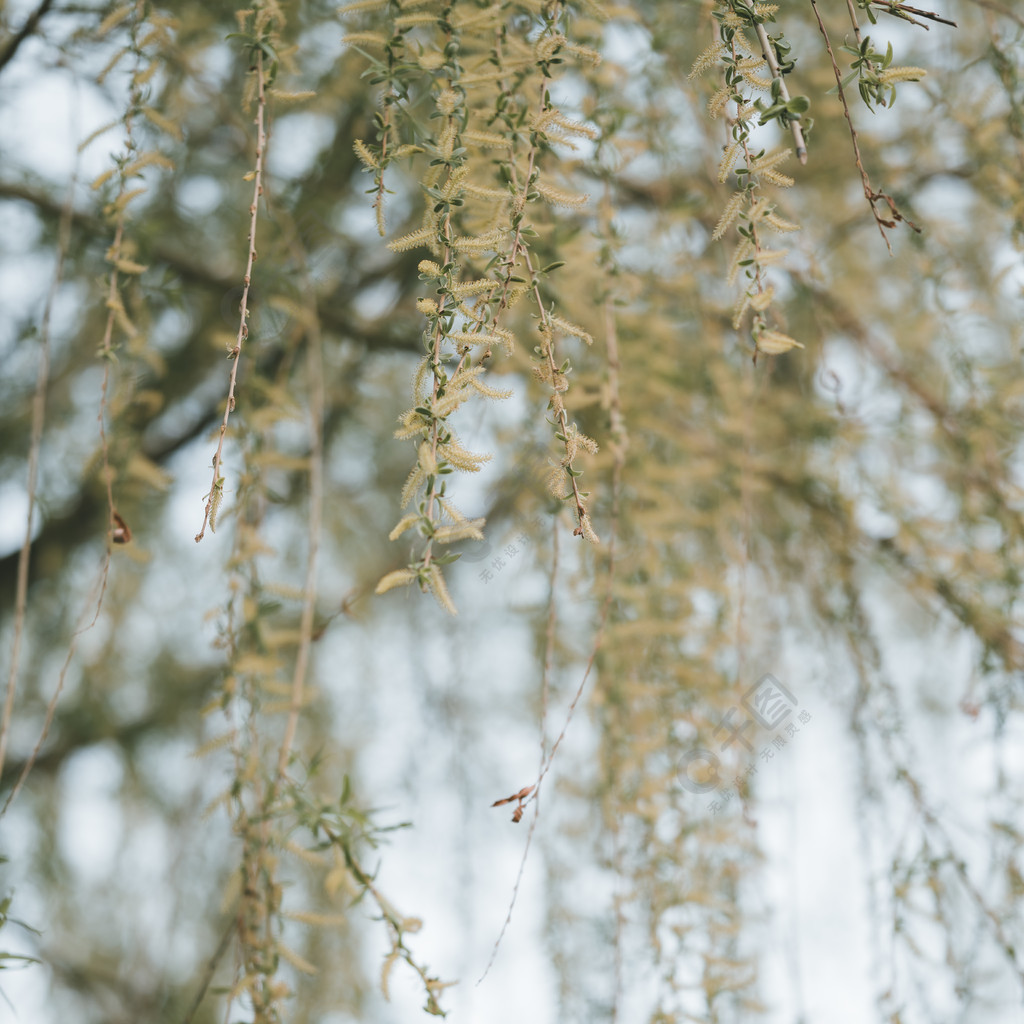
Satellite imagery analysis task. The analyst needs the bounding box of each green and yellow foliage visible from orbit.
[1,1,1023,1021]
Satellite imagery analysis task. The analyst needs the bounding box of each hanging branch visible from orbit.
[196,44,270,542]
[0,161,76,791]
[482,177,629,980]
[93,3,169,547]
[696,3,807,358]
[276,249,324,780]
[2,0,175,811]
[809,0,920,249]
[864,0,957,29]
[740,0,808,163]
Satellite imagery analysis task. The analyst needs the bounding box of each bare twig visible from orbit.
[528,366,622,799]
[196,49,268,543]
[481,284,627,984]
[477,518,560,984]
[276,260,324,779]
[867,0,957,29]
[180,915,236,1024]
[96,15,151,547]
[1,557,111,817]
[0,145,77,790]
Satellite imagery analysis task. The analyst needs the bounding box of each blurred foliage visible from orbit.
[1,0,1023,1021]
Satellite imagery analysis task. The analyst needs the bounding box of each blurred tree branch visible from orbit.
[0,0,55,78]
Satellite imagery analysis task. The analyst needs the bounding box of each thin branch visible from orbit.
[95,8,152,548]
[98,219,127,537]
[0,146,77,789]
[744,2,808,163]
[321,820,449,1013]
[808,0,919,250]
[180,915,236,1024]
[481,283,628,984]
[867,0,957,28]
[196,49,268,543]
[276,264,324,779]
[1,556,111,817]
[845,0,865,48]
[518,78,596,538]
[0,0,55,77]
[527,375,622,801]
[476,516,560,985]
[842,597,1022,985]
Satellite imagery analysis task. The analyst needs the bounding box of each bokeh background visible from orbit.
[1,1,1023,1021]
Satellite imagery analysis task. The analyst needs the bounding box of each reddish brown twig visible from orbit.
[196,49,268,543]
[810,0,920,250]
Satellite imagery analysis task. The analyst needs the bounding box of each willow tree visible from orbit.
[1,0,1023,1021]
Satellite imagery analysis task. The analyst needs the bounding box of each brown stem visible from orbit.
[275,279,324,780]
[808,0,919,250]
[745,3,808,163]
[0,0,55,77]
[196,49,269,542]
[0,149,76,789]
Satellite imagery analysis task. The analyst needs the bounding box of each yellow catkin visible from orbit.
[341,31,387,46]
[425,566,457,615]
[689,41,726,78]
[463,129,510,148]
[762,169,795,188]
[535,181,589,207]
[97,3,133,36]
[338,0,387,12]
[549,314,593,345]
[727,238,755,287]
[708,87,731,120]
[750,148,792,174]
[718,141,741,183]
[387,226,434,252]
[375,568,417,595]
[878,67,927,85]
[712,191,746,241]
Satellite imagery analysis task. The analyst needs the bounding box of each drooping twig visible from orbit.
[742,0,808,163]
[481,286,627,983]
[866,0,957,29]
[809,0,919,250]
[97,9,152,546]
[321,820,451,1014]
[180,915,236,1024]
[0,149,77,791]
[196,48,268,543]
[1,558,111,817]
[276,253,324,779]
[477,518,560,984]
